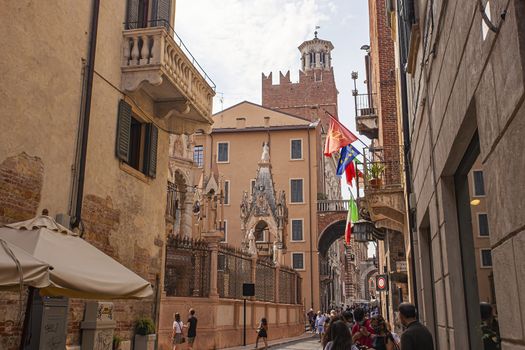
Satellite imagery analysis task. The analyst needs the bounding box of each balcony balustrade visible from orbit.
[121,21,215,134]
[354,93,379,139]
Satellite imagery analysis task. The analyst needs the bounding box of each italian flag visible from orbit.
[345,196,359,244]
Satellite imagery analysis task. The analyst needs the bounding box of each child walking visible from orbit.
[255,317,268,349]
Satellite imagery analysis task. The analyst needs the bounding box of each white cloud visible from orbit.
[175,0,336,112]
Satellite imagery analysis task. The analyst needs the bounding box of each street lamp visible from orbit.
[352,219,375,242]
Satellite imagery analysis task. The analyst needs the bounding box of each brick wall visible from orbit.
[262,68,338,129]
[0,152,44,349]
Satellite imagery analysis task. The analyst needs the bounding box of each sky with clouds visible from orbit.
[175,0,371,201]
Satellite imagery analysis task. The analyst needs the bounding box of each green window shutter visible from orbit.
[126,0,140,29]
[144,123,158,178]
[116,100,132,163]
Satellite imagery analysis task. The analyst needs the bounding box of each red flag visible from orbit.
[324,117,358,157]
[345,161,356,186]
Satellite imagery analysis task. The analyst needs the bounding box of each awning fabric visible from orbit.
[0,238,50,290]
[0,216,153,299]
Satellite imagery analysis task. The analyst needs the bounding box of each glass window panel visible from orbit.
[291,220,303,241]
[473,170,485,196]
[291,179,303,203]
[291,140,302,159]
[218,142,229,162]
[479,214,489,236]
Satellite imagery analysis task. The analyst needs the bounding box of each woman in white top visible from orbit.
[172,312,184,350]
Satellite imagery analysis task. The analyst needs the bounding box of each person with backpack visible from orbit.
[186,308,198,349]
[172,313,184,350]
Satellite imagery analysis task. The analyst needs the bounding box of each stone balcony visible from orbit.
[361,146,406,233]
[121,26,215,134]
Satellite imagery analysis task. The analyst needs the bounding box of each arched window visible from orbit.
[255,220,268,242]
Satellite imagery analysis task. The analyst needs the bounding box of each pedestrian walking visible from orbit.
[351,308,374,348]
[370,315,399,350]
[254,317,268,349]
[307,308,316,333]
[398,303,434,350]
[342,310,354,332]
[324,320,353,350]
[186,308,198,350]
[315,311,327,342]
[172,313,184,350]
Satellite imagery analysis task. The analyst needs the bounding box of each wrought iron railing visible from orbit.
[354,93,377,117]
[279,266,301,304]
[164,235,210,297]
[361,145,403,190]
[217,245,253,299]
[317,200,349,212]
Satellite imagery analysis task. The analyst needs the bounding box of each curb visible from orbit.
[221,332,316,349]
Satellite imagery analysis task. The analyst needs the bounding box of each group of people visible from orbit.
[307,303,434,350]
[172,308,198,350]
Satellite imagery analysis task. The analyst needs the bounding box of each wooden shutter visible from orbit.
[153,0,171,29]
[116,100,132,163]
[144,123,158,178]
[126,0,140,29]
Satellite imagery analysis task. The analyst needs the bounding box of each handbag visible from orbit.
[181,337,186,343]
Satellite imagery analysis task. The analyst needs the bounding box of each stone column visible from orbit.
[251,256,258,302]
[203,231,222,299]
[305,53,311,70]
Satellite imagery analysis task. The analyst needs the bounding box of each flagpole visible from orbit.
[322,108,370,149]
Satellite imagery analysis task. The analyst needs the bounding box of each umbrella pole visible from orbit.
[19,287,35,350]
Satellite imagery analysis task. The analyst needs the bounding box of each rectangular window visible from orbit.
[220,220,227,242]
[193,145,203,168]
[480,249,492,267]
[223,181,230,205]
[473,170,486,196]
[292,253,305,270]
[290,179,304,203]
[291,219,303,241]
[291,139,302,160]
[251,180,256,195]
[116,100,158,178]
[478,213,490,237]
[217,142,229,163]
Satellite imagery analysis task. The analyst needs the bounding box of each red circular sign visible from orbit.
[377,276,386,290]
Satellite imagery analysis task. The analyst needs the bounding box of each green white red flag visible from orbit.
[345,196,359,244]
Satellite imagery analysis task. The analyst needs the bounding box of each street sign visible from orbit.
[376,274,388,292]
[243,283,255,296]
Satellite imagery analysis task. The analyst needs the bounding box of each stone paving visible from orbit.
[271,337,322,349]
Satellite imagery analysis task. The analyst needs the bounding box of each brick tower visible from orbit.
[262,32,338,129]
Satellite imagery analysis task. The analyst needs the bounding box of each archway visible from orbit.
[317,219,346,257]
[254,220,269,242]
[361,264,378,300]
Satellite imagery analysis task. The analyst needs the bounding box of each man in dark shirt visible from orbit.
[399,303,434,350]
[187,308,198,349]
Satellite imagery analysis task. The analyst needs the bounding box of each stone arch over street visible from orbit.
[360,263,378,300]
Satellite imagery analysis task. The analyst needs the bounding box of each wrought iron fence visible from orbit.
[164,235,210,297]
[279,267,300,304]
[218,245,253,299]
[255,258,275,302]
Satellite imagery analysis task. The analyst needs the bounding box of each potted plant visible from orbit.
[368,163,385,189]
[113,335,122,350]
[133,317,156,350]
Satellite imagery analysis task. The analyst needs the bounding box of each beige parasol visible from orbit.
[0,215,153,299]
[0,238,51,290]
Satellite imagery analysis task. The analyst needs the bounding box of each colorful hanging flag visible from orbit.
[346,161,356,186]
[336,145,360,176]
[324,117,358,157]
[345,196,359,244]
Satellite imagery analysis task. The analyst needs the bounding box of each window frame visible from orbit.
[217,141,230,163]
[480,248,492,268]
[250,179,256,195]
[223,180,230,206]
[291,252,305,271]
[193,145,204,168]
[477,213,490,237]
[290,218,304,242]
[290,138,303,161]
[290,178,305,204]
[472,170,486,197]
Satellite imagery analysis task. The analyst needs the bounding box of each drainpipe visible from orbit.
[399,37,419,313]
[71,0,100,231]
[307,127,314,309]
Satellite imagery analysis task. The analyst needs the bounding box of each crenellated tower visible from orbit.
[262,32,338,130]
